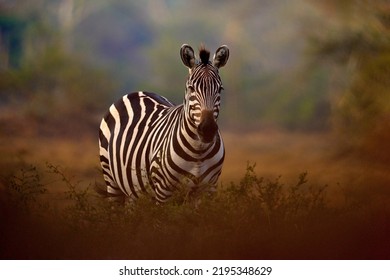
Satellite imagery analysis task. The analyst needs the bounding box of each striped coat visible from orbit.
[99,44,229,203]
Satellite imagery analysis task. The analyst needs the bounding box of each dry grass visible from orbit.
[222,129,390,204]
[1,127,390,259]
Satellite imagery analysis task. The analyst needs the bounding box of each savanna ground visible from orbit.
[1,117,389,260]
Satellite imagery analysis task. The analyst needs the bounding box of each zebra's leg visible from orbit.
[150,164,174,203]
[95,172,125,201]
[98,155,125,201]
[99,158,120,194]
[185,183,218,207]
[99,134,124,198]
[152,183,173,204]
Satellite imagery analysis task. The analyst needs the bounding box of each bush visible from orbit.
[1,163,389,259]
[0,46,119,137]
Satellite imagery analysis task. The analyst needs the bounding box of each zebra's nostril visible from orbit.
[198,125,217,143]
[197,111,218,143]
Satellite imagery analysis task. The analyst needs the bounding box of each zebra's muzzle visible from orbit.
[197,110,218,143]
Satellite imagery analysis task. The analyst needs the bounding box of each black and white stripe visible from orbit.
[99,44,229,203]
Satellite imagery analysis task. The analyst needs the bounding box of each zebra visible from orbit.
[98,44,229,203]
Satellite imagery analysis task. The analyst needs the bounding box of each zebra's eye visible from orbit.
[218,86,224,93]
[188,85,195,93]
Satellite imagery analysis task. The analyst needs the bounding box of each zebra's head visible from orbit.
[180,44,229,143]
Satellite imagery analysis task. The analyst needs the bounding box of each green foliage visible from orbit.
[308,1,390,161]
[1,2,119,137]
[1,0,335,131]
[1,46,117,114]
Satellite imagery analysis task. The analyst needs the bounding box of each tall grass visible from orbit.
[1,163,389,259]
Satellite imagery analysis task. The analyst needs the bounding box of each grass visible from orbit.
[0,129,389,259]
[1,161,389,260]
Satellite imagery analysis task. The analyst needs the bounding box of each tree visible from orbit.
[308,0,390,161]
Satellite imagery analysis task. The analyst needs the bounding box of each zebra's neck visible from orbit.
[178,105,216,152]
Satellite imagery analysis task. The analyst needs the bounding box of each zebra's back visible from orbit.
[99,91,174,199]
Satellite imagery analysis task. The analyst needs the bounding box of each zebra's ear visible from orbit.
[213,45,229,68]
[180,44,196,69]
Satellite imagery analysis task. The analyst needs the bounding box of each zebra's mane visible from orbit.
[199,45,210,65]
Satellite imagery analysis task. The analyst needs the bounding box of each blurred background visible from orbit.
[0,0,389,183]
